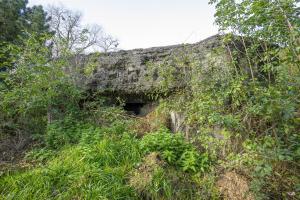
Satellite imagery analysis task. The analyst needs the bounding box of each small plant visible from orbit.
[45,117,97,149]
[140,129,210,173]
[180,150,209,173]
[25,148,56,163]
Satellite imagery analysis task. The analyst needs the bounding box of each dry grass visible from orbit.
[132,110,170,137]
[217,171,254,200]
[129,152,165,191]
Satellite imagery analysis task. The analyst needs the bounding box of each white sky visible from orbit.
[29,0,218,50]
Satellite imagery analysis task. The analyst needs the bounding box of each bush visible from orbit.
[140,129,210,173]
[0,34,82,138]
[45,118,80,149]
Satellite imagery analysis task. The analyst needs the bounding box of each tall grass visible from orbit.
[0,121,217,200]
[0,124,142,200]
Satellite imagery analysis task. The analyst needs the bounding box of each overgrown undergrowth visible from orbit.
[0,121,217,200]
[0,1,299,199]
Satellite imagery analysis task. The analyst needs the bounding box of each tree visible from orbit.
[24,5,51,37]
[98,34,119,53]
[0,0,27,42]
[207,1,300,198]
[209,0,299,65]
[0,34,81,137]
[0,0,51,76]
[210,0,299,41]
[47,5,119,57]
[0,0,50,42]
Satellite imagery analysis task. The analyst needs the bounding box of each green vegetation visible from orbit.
[147,0,300,199]
[0,0,299,199]
[0,122,215,200]
[140,129,210,173]
[0,0,51,74]
[1,124,141,199]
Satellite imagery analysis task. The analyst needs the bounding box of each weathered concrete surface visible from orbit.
[82,35,228,99]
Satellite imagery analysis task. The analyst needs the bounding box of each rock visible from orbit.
[170,111,186,133]
[77,35,230,102]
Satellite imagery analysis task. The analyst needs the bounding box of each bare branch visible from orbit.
[46,5,119,56]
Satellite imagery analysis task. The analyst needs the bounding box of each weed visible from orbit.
[140,129,210,173]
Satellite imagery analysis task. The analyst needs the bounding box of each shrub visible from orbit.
[140,129,210,173]
[45,117,97,149]
[45,119,79,149]
[0,34,82,138]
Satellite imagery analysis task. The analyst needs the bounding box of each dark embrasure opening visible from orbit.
[123,103,145,115]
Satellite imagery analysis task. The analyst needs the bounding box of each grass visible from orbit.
[0,121,217,200]
[0,129,142,200]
